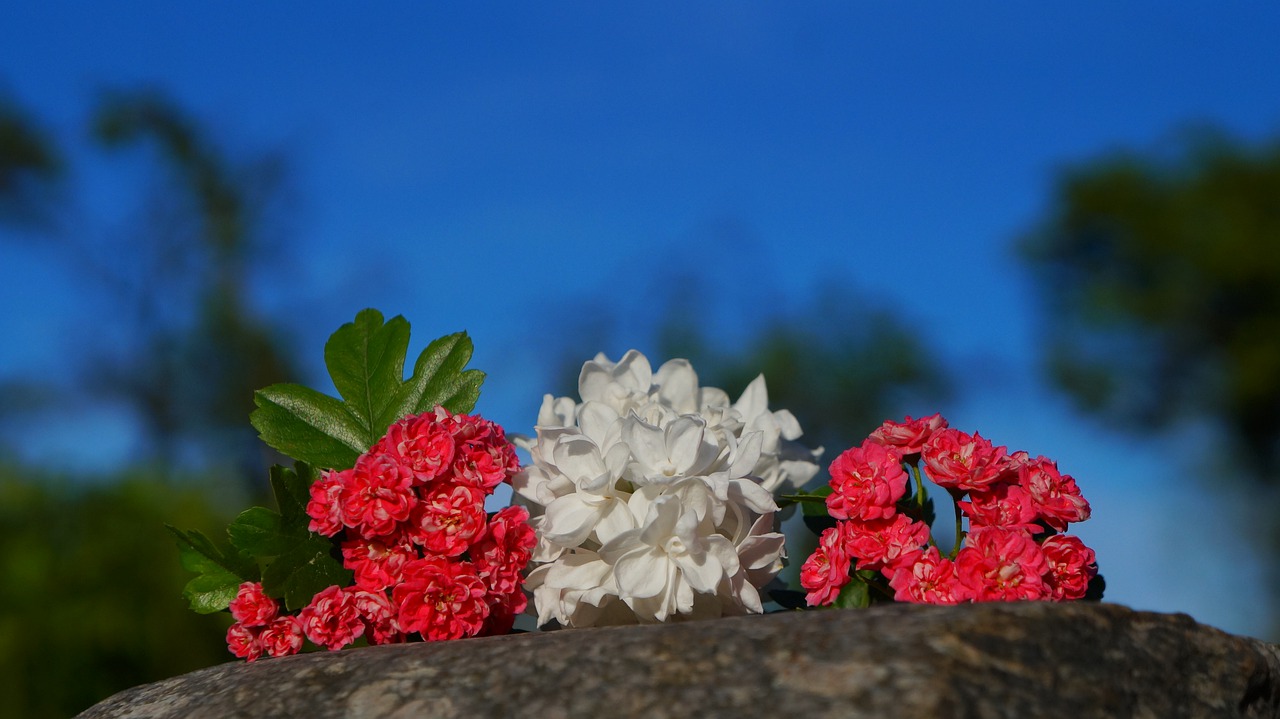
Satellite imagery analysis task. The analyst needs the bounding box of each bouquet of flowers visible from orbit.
[169,310,534,660]
[170,310,1104,662]
[794,414,1102,608]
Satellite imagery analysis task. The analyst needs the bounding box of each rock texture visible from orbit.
[80,602,1280,718]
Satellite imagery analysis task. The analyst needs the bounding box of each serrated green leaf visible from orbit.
[167,525,257,614]
[251,384,364,469]
[228,462,340,605]
[227,506,292,558]
[326,309,412,446]
[394,331,483,419]
[249,310,485,470]
[261,539,351,611]
[833,573,871,609]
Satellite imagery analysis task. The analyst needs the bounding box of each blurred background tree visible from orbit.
[1021,131,1280,481]
[1020,130,1280,629]
[0,91,299,717]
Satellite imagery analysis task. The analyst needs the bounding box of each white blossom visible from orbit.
[516,349,822,626]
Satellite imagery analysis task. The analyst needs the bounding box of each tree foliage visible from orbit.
[0,466,238,718]
[1021,131,1280,481]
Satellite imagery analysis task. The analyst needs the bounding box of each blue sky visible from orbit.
[3,3,1280,637]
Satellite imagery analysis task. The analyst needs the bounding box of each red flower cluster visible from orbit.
[225,408,536,660]
[800,414,1098,607]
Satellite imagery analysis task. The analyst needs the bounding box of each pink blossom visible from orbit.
[471,506,537,596]
[1019,457,1091,531]
[845,513,930,572]
[299,585,365,651]
[377,413,456,484]
[452,443,511,490]
[351,589,404,645]
[306,469,349,537]
[1041,534,1098,601]
[922,429,1011,492]
[958,482,1041,534]
[868,413,948,457]
[800,524,853,606]
[408,482,487,556]
[259,615,304,658]
[226,622,262,661]
[341,453,417,539]
[955,526,1049,601]
[825,440,908,521]
[888,546,968,605]
[229,582,278,627]
[393,556,490,641]
[341,534,417,591]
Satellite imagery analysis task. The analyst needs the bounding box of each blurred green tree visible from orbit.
[0,464,238,717]
[1020,131,1280,482]
[0,95,62,227]
[85,90,298,477]
[657,285,952,461]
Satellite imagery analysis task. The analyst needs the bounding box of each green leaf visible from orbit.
[167,525,257,614]
[251,384,364,470]
[228,462,351,610]
[394,331,485,418]
[833,572,871,609]
[325,309,412,446]
[250,309,485,470]
[261,538,350,611]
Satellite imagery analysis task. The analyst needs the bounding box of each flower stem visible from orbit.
[950,490,964,559]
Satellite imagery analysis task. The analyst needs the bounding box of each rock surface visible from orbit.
[80,602,1280,718]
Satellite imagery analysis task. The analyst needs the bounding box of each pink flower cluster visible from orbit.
[226,408,536,660]
[800,414,1098,607]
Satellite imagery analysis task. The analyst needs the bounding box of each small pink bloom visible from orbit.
[260,615,304,658]
[229,581,279,627]
[299,585,366,651]
[1019,457,1091,531]
[341,453,417,539]
[341,534,417,591]
[800,524,853,606]
[378,413,457,484]
[826,440,908,521]
[921,429,1011,492]
[868,413,948,457]
[958,482,1041,534]
[226,622,263,661]
[1040,534,1098,601]
[471,506,537,596]
[393,556,490,641]
[955,526,1049,602]
[306,469,350,537]
[452,443,511,490]
[845,513,930,572]
[888,546,968,605]
[351,589,404,645]
[408,482,487,556]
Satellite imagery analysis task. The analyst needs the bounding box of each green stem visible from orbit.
[911,463,937,548]
[950,490,964,559]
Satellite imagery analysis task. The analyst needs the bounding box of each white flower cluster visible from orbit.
[514,350,822,626]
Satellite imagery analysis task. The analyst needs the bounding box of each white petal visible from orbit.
[614,547,670,599]
[541,494,602,546]
[655,358,699,413]
[733,374,769,421]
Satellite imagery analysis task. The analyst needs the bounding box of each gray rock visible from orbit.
[78,602,1280,718]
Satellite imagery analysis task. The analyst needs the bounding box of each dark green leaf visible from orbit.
[325,309,412,447]
[261,538,351,610]
[395,331,484,418]
[226,506,291,558]
[251,384,364,469]
[167,525,257,614]
[249,310,485,470]
[833,572,871,609]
